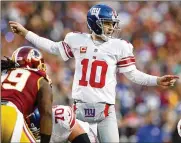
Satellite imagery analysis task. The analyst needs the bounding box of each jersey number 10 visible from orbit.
[79,59,108,88]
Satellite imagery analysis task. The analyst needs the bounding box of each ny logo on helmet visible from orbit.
[91,8,101,18]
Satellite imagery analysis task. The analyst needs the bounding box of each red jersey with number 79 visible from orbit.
[1,68,47,117]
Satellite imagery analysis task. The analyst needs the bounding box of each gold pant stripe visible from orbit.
[1,105,36,143]
[22,121,36,142]
[11,105,24,142]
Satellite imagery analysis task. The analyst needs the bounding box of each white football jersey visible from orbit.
[59,32,136,104]
[50,105,98,143]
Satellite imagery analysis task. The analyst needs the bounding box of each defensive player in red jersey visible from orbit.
[1,46,53,143]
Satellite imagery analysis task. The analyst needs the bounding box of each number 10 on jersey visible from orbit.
[79,59,108,88]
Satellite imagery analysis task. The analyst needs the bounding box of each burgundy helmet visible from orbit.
[11,46,46,71]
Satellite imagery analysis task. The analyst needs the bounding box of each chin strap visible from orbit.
[92,32,108,42]
[100,34,109,41]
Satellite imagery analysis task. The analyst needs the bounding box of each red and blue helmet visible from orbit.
[11,46,46,71]
[87,4,121,40]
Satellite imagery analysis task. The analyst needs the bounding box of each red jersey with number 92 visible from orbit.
[1,68,47,117]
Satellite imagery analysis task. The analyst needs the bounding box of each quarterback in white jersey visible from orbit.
[9,4,179,143]
[62,32,136,104]
[26,105,98,143]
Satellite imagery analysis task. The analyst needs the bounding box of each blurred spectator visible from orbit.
[136,110,164,143]
[1,1,181,142]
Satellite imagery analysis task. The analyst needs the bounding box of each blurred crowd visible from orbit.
[1,1,181,143]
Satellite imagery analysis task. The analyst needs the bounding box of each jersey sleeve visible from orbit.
[56,32,75,61]
[25,31,74,61]
[116,40,136,73]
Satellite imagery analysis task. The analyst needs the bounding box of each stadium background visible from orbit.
[1,1,181,142]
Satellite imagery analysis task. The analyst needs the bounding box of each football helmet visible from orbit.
[87,4,121,41]
[11,46,46,71]
[26,108,40,140]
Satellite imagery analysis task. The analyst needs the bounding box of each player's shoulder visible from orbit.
[109,38,134,55]
[110,38,134,49]
[65,32,90,42]
[25,68,46,78]
[23,68,51,84]
[66,31,89,37]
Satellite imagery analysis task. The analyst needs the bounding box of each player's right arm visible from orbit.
[38,78,53,143]
[9,21,73,61]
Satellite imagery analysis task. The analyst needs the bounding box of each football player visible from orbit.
[1,47,52,143]
[9,4,179,142]
[26,105,97,143]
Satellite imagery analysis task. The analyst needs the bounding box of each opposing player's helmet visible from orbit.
[11,46,46,71]
[26,108,40,140]
[87,4,121,41]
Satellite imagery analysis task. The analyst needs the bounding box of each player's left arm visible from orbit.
[123,69,179,87]
[117,40,179,87]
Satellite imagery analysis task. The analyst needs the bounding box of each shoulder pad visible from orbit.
[65,32,89,42]
[112,39,134,50]
[26,69,52,85]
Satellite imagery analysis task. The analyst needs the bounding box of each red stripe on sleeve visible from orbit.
[120,56,134,60]
[62,42,74,58]
[68,107,75,129]
[66,44,74,58]
[117,57,135,66]
[68,107,73,124]
[118,63,135,67]
[62,42,70,58]
[70,115,75,129]
[104,104,110,117]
